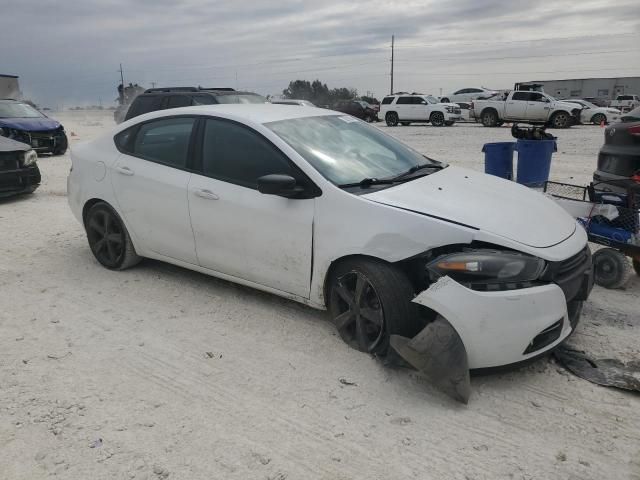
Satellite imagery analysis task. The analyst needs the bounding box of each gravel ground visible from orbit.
[1,111,638,480]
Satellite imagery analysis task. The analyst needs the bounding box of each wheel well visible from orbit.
[323,254,391,308]
[480,107,497,118]
[385,111,397,118]
[591,113,604,122]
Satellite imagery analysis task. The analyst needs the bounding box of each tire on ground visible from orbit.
[430,112,445,127]
[327,257,421,355]
[385,112,399,127]
[85,201,141,271]
[481,109,499,127]
[592,248,632,289]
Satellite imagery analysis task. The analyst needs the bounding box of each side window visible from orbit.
[201,118,295,189]
[412,97,427,104]
[469,88,483,93]
[396,97,412,105]
[166,95,192,109]
[512,92,530,101]
[114,127,134,152]
[131,117,195,168]
[454,89,464,95]
[192,94,215,105]
[529,93,545,102]
[126,96,162,119]
[381,96,394,105]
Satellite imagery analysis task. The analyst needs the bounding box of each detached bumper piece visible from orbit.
[0,157,41,197]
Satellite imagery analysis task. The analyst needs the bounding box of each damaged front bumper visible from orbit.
[391,255,593,403]
[0,164,41,197]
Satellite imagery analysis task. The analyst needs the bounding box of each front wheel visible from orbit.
[550,111,572,129]
[591,113,606,125]
[430,111,445,127]
[592,248,631,289]
[85,202,141,270]
[385,112,399,127]
[328,259,420,355]
[52,133,68,156]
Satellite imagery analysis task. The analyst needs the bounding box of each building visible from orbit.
[0,74,21,99]
[526,76,640,103]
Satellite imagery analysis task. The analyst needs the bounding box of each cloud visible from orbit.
[2,0,639,105]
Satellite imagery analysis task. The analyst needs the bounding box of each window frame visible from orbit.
[192,116,322,198]
[113,115,200,172]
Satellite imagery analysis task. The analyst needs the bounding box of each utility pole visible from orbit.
[390,35,395,95]
[151,82,156,89]
[119,63,125,87]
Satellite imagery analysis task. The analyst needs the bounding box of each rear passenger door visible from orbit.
[187,117,315,297]
[111,116,198,264]
[395,96,413,120]
[505,92,529,119]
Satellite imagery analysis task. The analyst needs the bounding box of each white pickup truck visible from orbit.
[471,90,582,128]
[610,95,640,113]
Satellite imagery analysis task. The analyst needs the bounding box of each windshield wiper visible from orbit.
[392,163,445,180]
[338,177,399,189]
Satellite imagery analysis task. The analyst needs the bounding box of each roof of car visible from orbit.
[120,104,343,127]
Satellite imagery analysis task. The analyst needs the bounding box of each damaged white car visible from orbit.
[68,105,594,402]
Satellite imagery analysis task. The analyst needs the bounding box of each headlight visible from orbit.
[22,150,38,166]
[427,250,545,290]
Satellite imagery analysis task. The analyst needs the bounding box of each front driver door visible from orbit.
[111,116,198,264]
[188,117,315,298]
[526,92,551,121]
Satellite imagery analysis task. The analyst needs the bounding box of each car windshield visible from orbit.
[579,100,597,109]
[266,115,440,186]
[215,94,266,104]
[0,102,44,118]
[425,96,439,104]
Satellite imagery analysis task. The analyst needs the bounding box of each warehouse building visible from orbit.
[527,76,640,104]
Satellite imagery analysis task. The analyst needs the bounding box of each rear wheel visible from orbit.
[550,111,572,129]
[85,202,141,270]
[592,248,632,289]
[385,112,399,127]
[430,111,445,127]
[591,113,606,125]
[441,97,450,103]
[481,109,499,127]
[328,258,419,355]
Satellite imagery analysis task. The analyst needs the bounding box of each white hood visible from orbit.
[363,166,576,248]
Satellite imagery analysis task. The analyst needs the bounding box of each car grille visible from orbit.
[453,108,461,114]
[543,246,592,303]
[556,248,590,280]
[0,152,20,172]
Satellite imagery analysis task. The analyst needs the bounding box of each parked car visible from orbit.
[332,100,378,122]
[122,87,267,122]
[593,106,640,188]
[0,136,40,197]
[271,99,316,107]
[68,104,593,393]
[455,102,473,122]
[610,95,640,113]
[380,94,461,126]
[440,87,498,104]
[564,99,621,125]
[0,99,68,155]
[583,97,609,108]
[471,90,582,128]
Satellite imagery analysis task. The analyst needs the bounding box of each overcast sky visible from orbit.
[3,0,639,107]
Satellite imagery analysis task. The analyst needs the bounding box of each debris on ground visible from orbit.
[554,347,640,392]
[89,438,103,449]
[338,377,357,386]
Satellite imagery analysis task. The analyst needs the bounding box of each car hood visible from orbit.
[363,166,576,248]
[0,136,31,152]
[0,117,61,131]
[555,101,582,110]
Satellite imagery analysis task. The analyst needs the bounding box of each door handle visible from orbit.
[194,189,219,200]
[116,166,134,176]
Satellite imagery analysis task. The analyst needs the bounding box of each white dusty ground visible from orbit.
[1,111,639,480]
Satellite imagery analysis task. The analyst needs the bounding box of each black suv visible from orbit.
[332,100,379,122]
[122,87,267,122]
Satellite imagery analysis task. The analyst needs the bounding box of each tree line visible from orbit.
[281,79,378,106]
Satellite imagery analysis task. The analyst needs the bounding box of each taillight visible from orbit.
[628,125,640,136]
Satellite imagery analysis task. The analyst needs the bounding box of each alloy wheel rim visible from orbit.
[331,271,385,352]
[87,210,125,266]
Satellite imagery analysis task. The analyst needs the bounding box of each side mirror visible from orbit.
[545,98,551,103]
[257,174,303,198]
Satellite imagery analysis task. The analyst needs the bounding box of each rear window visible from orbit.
[618,95,633,100]
[126,96,163,119]
[214,94,266,104]
[381,97,394,105]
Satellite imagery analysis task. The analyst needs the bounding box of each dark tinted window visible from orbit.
[529,93,545,102]
[397,97,412,105]
[201,118,294,188]
[381,96,394,105]
[512,92,530,101]
[192,94,216,105]
[114,127,134,151]
[131,117,195,168]
[166,95,192,108]
[411,97,426,104]
[126,96,163,119]
[468,88,483,93]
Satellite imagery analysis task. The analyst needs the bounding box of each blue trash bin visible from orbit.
[515,139,557,187]
[482,142,515,180]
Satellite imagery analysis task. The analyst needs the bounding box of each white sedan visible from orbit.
[565,99,621,124]
[68,105,593,401]
[440,87,498,103]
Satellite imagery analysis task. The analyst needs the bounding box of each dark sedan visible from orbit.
[0,100,68,155]
[332,100,378,122]
[594,106,640,188]
[0,136,40,197]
